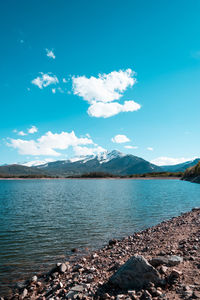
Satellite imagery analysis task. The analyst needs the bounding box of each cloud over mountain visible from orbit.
[151,156,197,166]
[7,131,94,157]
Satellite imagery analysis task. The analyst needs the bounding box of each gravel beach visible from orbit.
[3,208,200,300]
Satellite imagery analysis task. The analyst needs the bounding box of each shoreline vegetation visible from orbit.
[3,208,200,299]
[182,161,200,184]
[0,171,183,179]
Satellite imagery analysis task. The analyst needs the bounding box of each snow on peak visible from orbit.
[97,150,125,164]
[22,159,55,167]
[68,150,125,165]
[69,155,95,163]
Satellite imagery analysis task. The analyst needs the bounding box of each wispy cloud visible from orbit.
[46,48,56,59]
[124,145,138,149]
[31,73,58,89]
[73,145,106,157]
[13,126,38,136]
[147,147,153,151]
[111,134,130,143]
[18,131,27,136]
[72,69,141,118]
[28,126,38,134]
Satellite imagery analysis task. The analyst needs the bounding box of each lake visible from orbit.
[0,178,200,295]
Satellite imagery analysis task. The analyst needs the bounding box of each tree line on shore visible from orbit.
[0,171,183,179]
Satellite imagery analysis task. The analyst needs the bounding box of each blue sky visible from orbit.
[1,0,200,165]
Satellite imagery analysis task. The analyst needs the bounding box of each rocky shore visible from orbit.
[3,208,200,300]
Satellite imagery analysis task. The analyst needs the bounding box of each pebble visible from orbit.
[31,275,37,282]
[71,285,84,293]
[21,288,28,299]
[58,263,67,273]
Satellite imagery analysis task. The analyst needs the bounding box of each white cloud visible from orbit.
[7,139,60,156]
[32,73,58,89]
[88,101,141,118]
[72,69,136,103]
[72,69,140,118]
[73,145,106,157]
[18,131,27,136]
[111,134,130,144]
[7,131,94,157]
[124,145,138,149]
[147,147,153,151]
[52,88,56,94]
[63,78,67,83]
[28,126,38,134]
[151,156,197,166]
[46,49,56,59]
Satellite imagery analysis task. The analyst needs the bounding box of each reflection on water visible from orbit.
[0,179,200,295]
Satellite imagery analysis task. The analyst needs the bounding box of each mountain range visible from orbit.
[0,150,199,177]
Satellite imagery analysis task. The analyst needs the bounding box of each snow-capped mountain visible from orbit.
[2,150,198,177]
[35,150,162,176]
[68,150,125,165]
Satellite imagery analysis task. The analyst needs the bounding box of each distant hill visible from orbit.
[161,158,200,172]
[0,164,47,177]
[37,150,162,176]
[182,161,200,183]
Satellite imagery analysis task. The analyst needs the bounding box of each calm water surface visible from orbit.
[0,179,200,295]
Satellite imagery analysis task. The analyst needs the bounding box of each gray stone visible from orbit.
[66,290,77,299]
[151,255,183,267]
[110,255,161,290]
[59,263,67,273]
[150,256,169,267]
[71,285,84,292]
[167,255,183,266]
